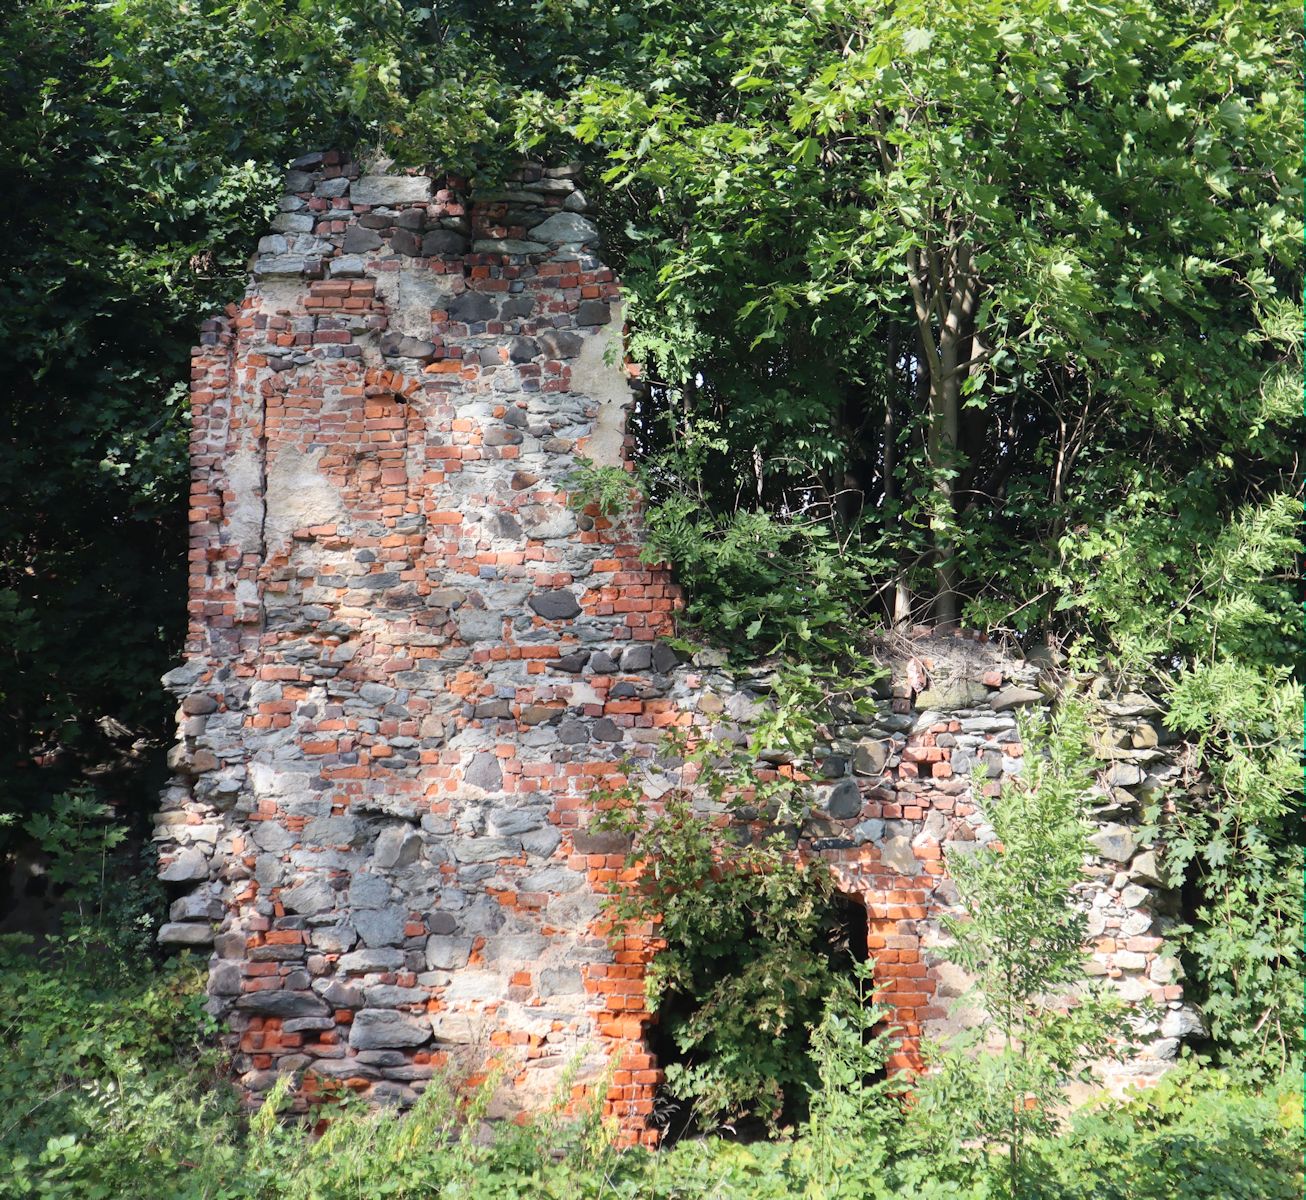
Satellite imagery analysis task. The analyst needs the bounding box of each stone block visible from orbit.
[1089,823,1136,864]
[539,967,583,996]
[352,175,432,205]
[349,1009,432,1049]
[528,213,600,245]
[349,874,392,910]
[281,879,337,916]
[425,935,474,970]
[353,906,407,948]
[338,948,406,973]
[235,990,328,1018]
[158,922,214,946]
[373,825,422,869]
[159,847,210,882]
[990,686,1043,711]
[825,779,863,820]
[463,752,503,791]
[528,589,581,620]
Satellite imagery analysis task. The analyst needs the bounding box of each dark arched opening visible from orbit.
[647,888,877,1145]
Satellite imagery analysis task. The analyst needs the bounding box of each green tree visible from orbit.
[490,0,1302,1076]
[909,701,1123,1195]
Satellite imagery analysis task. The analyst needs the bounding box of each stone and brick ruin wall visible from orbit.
[155,153,1199,1141]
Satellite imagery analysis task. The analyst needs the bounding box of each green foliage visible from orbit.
[592,724,858,1130]
[644,498,890,660]
[502,0,1302,1078]
[1158,661,1303,1077]
[803,961,897,1157]
[22,790,126,897]
[0,929,1300,1199]
[1,0,1297,1095]
[911,702,1125,1191]
[2,945,1295,1200]
[1033,1063,1305,1200]
[564,455,640,519]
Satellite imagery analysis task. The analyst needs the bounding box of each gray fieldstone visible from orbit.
[1160,1008,1204,1039]
[853,739,889,776]
[528,213,600,244]
[853,818,885,843]
[310,923,358,953]
[373,825,422,869]
[619,645,652,670]
[254,254,307,278]
[425,935,474,970]
[826,779,863,820]
[576,300,611,326]
[539,967,583,996]
[427,912,459,935]
[270,213,314,234]
[251,822,296,852]
[353,906,408,948]
[1089,823,1136,863]
[352,175,432,206]
[1105,762,1145,788]
[430,1012,479,1044]
[160,847,210,882]
[1129,850,1165,886]
[303,815,359,846]
[916,678,989,710]
[158,922,214,946]
[349,1009,431,1049]
[879,836,919,876]
[486,808,545,837]
[280,879,337,916]
[338,948,406,973]
[210,961,242,995]
[343,226,383,253]
[349,873,392,910]
[391,229,422,257]
[327,255,366,278]
[473,238,547,255]
[236,990,328,1017]
[990,686,1044,712]
[170,891,224,922]
[365,985,427,1007]
[423,229,469,256]
[448,291,497,322]
[538,330,583,359]
[528,589,581,620]
[451,836,520,863]
[464,752,503,791]
[317,979,364,1008]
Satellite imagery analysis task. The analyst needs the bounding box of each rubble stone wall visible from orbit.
[157,154,1195,1142]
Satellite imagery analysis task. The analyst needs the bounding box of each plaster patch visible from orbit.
[571,307,631,468]
[265,444,347,549]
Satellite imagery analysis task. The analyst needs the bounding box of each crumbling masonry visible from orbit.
[156,154,1200,1141]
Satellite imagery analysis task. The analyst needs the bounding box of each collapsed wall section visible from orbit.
[156,153,1197,1140]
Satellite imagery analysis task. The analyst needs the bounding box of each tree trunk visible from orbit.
[905,239,977,631]
[928,368,962,629]
[884,329,912,626]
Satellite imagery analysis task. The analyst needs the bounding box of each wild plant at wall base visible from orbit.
[908,700,1125,1195]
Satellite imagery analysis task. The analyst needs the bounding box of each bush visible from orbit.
[0,931,1300,1200]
